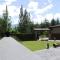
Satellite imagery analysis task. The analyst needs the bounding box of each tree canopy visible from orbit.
[18,5,34,33]
[0,5,11,34]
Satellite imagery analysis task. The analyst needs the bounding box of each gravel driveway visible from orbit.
[0,37,42,60]
[0,37,60,60]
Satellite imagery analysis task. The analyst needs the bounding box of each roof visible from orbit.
[34,28,50,31]
[49,25,60,28]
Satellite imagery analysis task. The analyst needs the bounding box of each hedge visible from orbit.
[0,32,39,41]
[11,33,37,41]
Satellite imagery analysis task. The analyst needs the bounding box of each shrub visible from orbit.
[11,33,37,41]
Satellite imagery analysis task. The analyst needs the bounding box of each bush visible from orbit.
[5,31,10,37]
[11,33,36,41]
[0,33,5,38]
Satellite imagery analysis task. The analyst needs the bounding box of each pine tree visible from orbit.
[0,18,5,33]
[44,19,50,28]
[18,5,34,33]
[3,5,11,32]
[51,18,56,26]
[18,5,24,33]
[56,18,60,25]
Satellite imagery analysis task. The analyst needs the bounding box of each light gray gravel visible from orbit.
[0,37,60,60]
[0,37,42,60]
[33,47,60,60]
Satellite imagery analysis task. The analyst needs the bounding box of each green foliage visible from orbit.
[18,5,34,33]
[34,23,40,28]
[39,18,60,28]
[40,19,50,28]
[44,19,50,27]
[0,18,5,33]
[42,31,48,35]
[51,18,56,26]
[0,5,60,35]
[40,22,45,28]
[20,41,59,51]
[0,5,11,37]
[11,27,19,34]
[56,18,60,25]
[3,5,11,32]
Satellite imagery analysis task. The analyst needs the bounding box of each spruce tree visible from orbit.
[3,5,11,32]
[18,5,33,33]
[51,18,56,26]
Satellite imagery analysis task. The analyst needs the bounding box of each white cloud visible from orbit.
[0,0,20,24]
[7,6,20,24]
[5,0,16,2]
[0,4,20,17]
[0,0,60,25]
[0,4,6,15]
[27,1,38,12]
[27,0,60,24]
[32,13,60,23]
[32,15,45,23]
[45,13,53,21]
[27,0,53,14]
[27,0,54,23]
[35,4,53,14]
[54,13,60,19]
[48,0,53,3]
[8,6,20,16]
[45,13,60,21]
[5,0,16,5]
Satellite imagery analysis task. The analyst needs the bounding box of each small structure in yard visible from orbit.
[34,28,50,40]
[49,25,60,40]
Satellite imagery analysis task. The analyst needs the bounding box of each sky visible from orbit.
[0,0,60,24]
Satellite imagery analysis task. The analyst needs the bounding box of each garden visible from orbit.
[19,40,60,51]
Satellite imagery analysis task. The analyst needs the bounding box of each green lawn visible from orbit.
[19,40,60,51]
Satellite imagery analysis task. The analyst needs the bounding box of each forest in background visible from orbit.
[0,5,60,36]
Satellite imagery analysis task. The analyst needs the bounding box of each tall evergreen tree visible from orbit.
[44,19,50,28]
[3,5,11,32]
[0,18,5,33]
[34,23,40,28]
[18,5,34,33]
[56,18,60,25]
[40,22,45,28]
[18,5,24,33]
[51,18,56,26]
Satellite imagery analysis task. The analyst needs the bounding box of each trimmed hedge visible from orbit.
[11,33,36,41]
[11,33,37,41]
[0,33,5,38]
[0,32,10,38]
[0,32,39,41]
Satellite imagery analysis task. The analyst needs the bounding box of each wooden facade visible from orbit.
[49,25,60,40]
[34,28,50,40]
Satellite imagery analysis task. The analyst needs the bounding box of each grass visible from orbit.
[19,40,60,51]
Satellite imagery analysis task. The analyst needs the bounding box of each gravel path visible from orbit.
[0,37,42,60]
[0,37,60,60]
[33,47,60,60]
